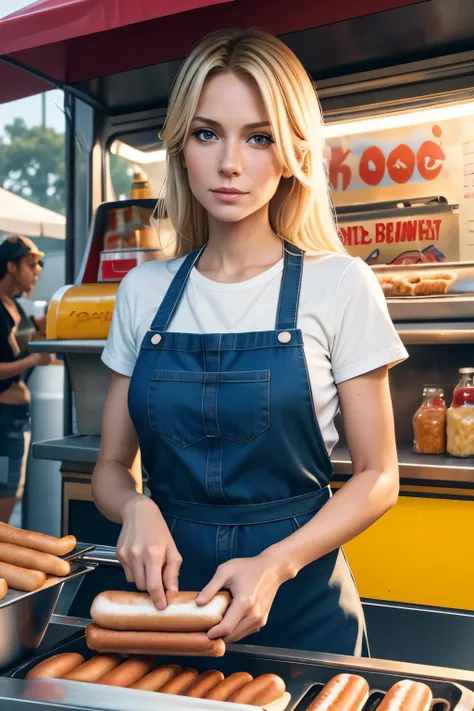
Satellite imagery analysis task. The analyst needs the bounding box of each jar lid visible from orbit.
[423,386,444,397]
[459,367,474,374]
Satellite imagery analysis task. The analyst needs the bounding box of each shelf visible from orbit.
[33,435,101,464]
[29,340,106,354]
[395,322,474,345]
[332,446,474,484]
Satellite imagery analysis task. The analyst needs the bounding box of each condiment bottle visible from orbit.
[447,367,474,457]
[413,387,446,455]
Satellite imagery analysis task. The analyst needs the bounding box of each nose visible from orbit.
[219,137,242,179]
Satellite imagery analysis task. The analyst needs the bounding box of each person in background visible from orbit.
[0,235,53,523]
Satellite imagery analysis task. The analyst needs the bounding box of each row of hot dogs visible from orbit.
[0,522,77,597]
[24,652,435,711]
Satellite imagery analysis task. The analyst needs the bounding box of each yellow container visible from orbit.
[46,282,119,340]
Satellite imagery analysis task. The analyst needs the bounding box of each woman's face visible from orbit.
[13,255,42,295]
[182,72,288,226]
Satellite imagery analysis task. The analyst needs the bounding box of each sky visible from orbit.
[0,0,65,135]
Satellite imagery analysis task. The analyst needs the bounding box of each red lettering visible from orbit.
[433,219,442,240]
[419,220,428,240]
[417,141,445,181]
[395,221,404,242]
[359,146,385,186]
[359,226,371,245]
[386,221,394,244]
[339,225,371,246]
[387,144,415,184]
[402,221,418,242]
[329,147,352,191]
[375,223,386,243]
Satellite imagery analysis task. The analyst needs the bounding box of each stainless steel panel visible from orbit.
[29,341,107,354]
[33,436,101,465]
[0,563,95,672]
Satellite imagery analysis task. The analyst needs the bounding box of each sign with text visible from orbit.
[338,206,460,264]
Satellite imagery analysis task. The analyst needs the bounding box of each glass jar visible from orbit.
[413,387,447,455]
[447,367,474,458]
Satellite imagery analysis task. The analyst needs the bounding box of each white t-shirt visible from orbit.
[102,252,408,454]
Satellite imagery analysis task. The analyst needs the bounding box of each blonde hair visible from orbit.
[156,28,345,257]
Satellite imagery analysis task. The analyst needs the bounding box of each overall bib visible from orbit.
[128,240,368,655]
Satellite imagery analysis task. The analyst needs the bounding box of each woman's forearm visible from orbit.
[262,469,399,576]
[91,457,144,524]
[0,354,39,380]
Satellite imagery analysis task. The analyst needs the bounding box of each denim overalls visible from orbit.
[128,240,368,655]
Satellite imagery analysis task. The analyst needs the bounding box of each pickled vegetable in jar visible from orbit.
[413,387,446,455]
[447,367,474,458]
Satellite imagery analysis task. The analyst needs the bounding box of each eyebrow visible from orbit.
[192,116,271,130]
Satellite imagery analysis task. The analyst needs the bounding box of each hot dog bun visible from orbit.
[0,578,7,601]
[377,680,432,711]
[63,654,123,682]
[185,670,224,698]
[85,624,225,657]
[130,664,182,691]
[90,590,231,632]
[159,668,199,694]
[26,653,85,680]
[229,674,286,706]
[0,560,46,591]
[206,672,254,701]
[306,673,369,711]
[0,542,70,577]
[0,522,76,556]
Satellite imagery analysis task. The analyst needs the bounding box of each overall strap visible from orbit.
[275,240,305,331]
[150,246,204,332]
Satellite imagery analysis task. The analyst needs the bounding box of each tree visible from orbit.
[0,118,65,214]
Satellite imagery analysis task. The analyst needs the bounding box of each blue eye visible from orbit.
[248,134,273,147]
[193,129,217,142]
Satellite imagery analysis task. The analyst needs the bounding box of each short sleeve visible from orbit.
[101,272,138,376]
[331,259,408,384]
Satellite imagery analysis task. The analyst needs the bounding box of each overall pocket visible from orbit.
[148,369,270,448]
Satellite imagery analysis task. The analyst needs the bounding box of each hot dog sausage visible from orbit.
[0,542,70,577]
[90,590,231,632]
[85,625,225,657]
[0,561,46,591]
[377,680,433,711]
[206,672,254,701]
[229,674,286,706]
[0,522,76,556]
[26,653,85,680]
[159,668,199,695]
[306,673,370,711]
[63,654,123,682]
[130,665,182,691]
[0,578,7,601]
[185,670,225,698]
[97,655,156,687]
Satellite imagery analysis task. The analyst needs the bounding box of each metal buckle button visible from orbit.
[151,333,162,345]
[277,331,292,344]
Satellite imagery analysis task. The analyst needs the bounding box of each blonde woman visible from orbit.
[93,29,407,655]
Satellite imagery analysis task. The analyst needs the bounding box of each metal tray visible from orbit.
[9,632,474,711]
[0,547,96,671]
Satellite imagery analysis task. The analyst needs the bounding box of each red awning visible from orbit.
[0,0,428,105]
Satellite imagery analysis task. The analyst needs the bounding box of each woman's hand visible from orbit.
[195,553,295,643]
[117,494,183,610]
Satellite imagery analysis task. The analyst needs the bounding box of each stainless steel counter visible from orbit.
[32,436,474,485]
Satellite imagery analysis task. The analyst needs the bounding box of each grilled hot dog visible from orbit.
[229,673,286,706]
[130,664,182,691]
[0,522,76,556]
[159,668,199,694]
[85,624,225,656]
[26,653,85,680]
[0,561,45,591]
[90,590,231,632]
[185,670,225,698]
[377,680,433,711]
[0,578,7,601]
[97,655,156,687]
[63,654,123,682]
[206,672,254,701]
[306,673,369,711]
[0,542,70,577]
